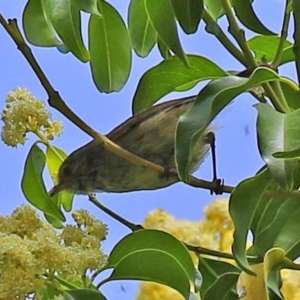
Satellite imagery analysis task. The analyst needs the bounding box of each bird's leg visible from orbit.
[204,132,223,195]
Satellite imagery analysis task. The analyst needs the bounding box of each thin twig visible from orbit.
[88,194,258,261]
[0,13,235,195]
[202,10,247,66]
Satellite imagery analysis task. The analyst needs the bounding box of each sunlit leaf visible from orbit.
[145,0,188,65]
[237,263,269,300]
[128,0,156,57]
[89,1,132,92]
[132,55,227,113]
[171,0,203,34]
[237,248,286,300]
[247,36,294,65]
[21,143,65,221]
[176,67,280,181]
[22,0,62,46]
[256,103,300,190]
[101,229,195,299]
[42,0,89,62]
[46,146,74,212]
[232,0,275,35]
[280,78,300,110]
[204,0,224,20]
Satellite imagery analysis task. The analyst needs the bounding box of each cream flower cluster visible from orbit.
[136,199,300,300]
[1,87,63,147]
[0,205,108,299]
[136,198,233,300]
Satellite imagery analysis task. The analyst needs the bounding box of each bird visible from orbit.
[50,96,213,196]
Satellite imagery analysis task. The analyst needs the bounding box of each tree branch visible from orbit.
[0,13,235,194]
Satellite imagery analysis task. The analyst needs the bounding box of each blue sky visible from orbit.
[0,1,291,298]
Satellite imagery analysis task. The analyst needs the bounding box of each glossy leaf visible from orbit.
[199,257,240,298]
[176,67,280,181]
[89,1,132,92]
[102,229,195,299]
[42,0,89,62]
[74,0,101,16]
[273,205,300,259]
[237,248,286,300]
[237,263,268,300]
[252,191,300,258]
[65,289,106,300]
[128,0,156,57]
[230,168,273,273]
[145,0,188,65]
[22,0,62,46]
[46,146,74,212]
[132,55,227,113]
[204,0,224,20]
[232,0,275,35]
[203,272,239,300]
[280,79,300,110]
[256,103,300,190]
[247,36,294,65]
[171,0,203,34]
[21,144,65,221]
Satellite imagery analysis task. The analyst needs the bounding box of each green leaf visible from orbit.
[89,1,132,92]
[237,249,286,300]
[247,36,294,65]
[132,54,227,113]
[171,0,203,34]
[22,0,62,46]
[203,272,239,300]
[21,144,65,221]
[102,229,195,299]
[204,0,224,20]
[46,145,74,212]
[74,0,101,16]
[145,0,188,65]
[273,147,300,159]
[65,289,106,300]
[230,168,273,273]
[42,0,89,62]
[128,0,156,57]
[274,205,300,259]
[256,103,300,190]
[280,79,300,110]
[175,67,280,181]
[199,257,240,299]
[232,0,275,35]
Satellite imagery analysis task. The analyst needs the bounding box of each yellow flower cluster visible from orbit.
[136,198,233,300]
[1,87,63,147]
[0,205,108,300]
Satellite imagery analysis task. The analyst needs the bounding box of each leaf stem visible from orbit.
[221,0,257,69]
[88,194,258,262]
[202,10,247,66]
[292,0,300,89]
[272,0,292,68]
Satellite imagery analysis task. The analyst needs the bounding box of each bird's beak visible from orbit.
[49,185,62,197]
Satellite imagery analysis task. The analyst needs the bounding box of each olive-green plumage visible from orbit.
[50,96,210,195]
